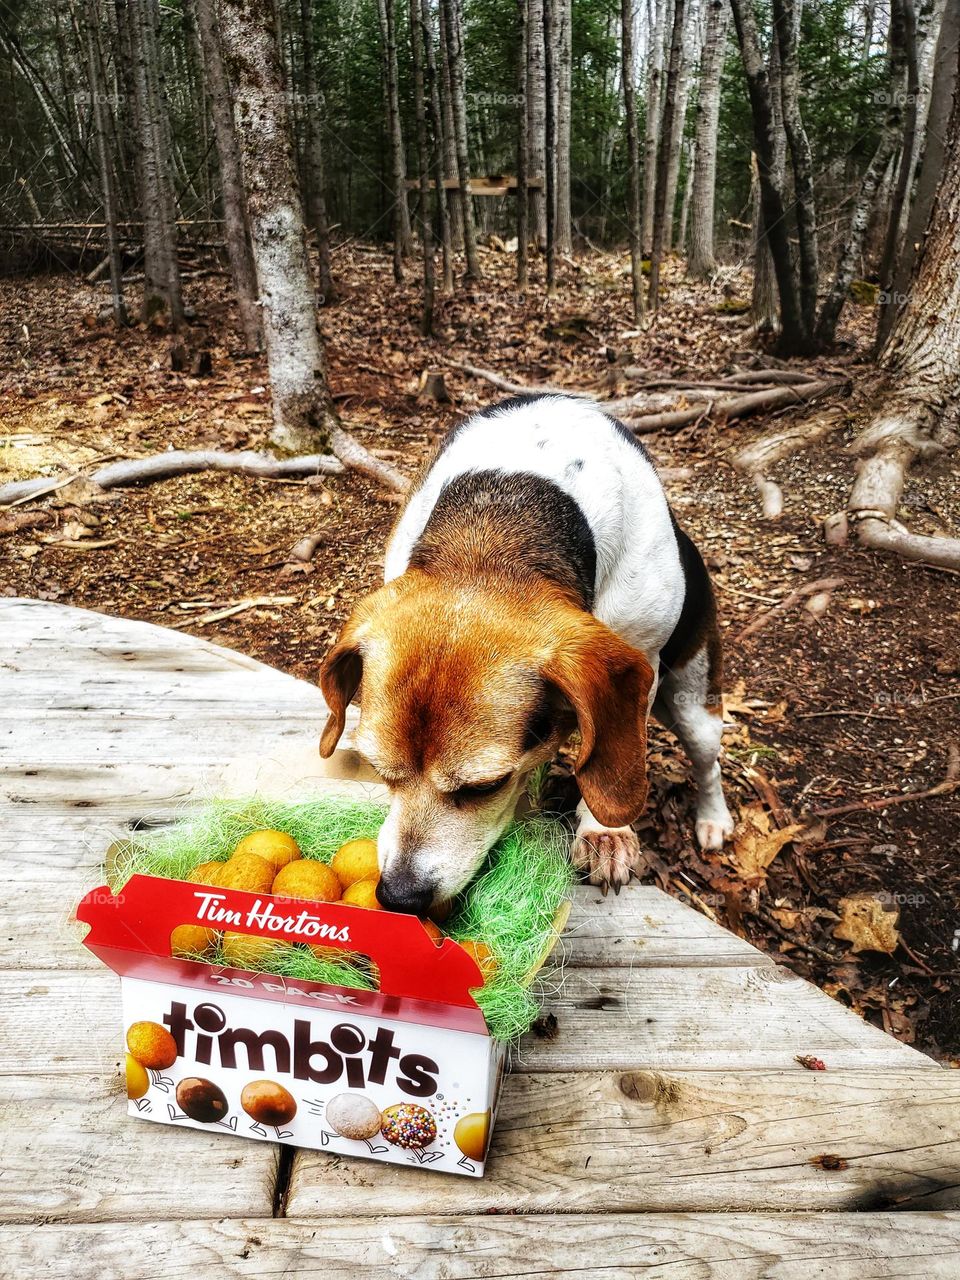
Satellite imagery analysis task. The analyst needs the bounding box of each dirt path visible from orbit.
[2,251,958,1060]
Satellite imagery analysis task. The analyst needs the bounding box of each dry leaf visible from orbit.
[727,805,803,886]
[833,893,900,954]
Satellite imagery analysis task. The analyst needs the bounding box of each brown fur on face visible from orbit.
[319,571,654,906]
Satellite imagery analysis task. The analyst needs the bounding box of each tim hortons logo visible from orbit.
[192,891,351,943]
[161,1001,441,1097]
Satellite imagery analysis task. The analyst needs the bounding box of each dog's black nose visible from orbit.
[376,876,434,917]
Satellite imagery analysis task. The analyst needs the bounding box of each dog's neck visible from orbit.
[406,469,596,609]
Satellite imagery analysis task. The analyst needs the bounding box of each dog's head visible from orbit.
[319,572,653,915]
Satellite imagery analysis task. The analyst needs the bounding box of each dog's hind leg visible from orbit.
[653,642,734,851]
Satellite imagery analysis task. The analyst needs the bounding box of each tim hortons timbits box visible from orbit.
[76,875,506,1176]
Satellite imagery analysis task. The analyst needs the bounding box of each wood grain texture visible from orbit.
[2,1213,959,1278]
[288,1068,960,1214]
[0,965,930,1075]
[0,1073,278,1223]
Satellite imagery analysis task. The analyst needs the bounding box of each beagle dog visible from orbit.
[319,395,733,915]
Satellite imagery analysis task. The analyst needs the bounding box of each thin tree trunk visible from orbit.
[421,0,454,293]
[772,0,818,341]
[662,0,698,254]
[816,1,909,348]
[553,0,572,253]
[876,0,919,346]
[194,0,262,348]
[85,0,127,326]
[543,0,556,293]
[517,0,530,288]
[688,0,729,278]
[437,0,463,249]
[376,0,412,280]
[409,0,435,334]
[126,0,184,327]
[730,0,809,353]
[641,0,668,253]
[442,0,481,278]
[299,0,336,304]
[526,0,547,249]
[622,0,644,320]
[648,0,685,308]
[750,153,778,333]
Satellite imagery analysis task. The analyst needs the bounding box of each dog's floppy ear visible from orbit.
[542,617,654,828]
[319,636,363,757]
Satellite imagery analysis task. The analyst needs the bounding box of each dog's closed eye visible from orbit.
[452,773,513,805]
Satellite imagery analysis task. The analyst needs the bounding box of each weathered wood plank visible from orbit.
[288,1068,960,1214]
[2,1214,959,1277]
[0,1073,278,1223]
[1,965,930,1075]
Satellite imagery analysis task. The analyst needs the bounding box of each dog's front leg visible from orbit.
[572,800,642,893]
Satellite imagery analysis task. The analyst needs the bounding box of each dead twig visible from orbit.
[737,577,845,642]
[810,743,960,819]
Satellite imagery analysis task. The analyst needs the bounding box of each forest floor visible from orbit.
[2,247,959,1062]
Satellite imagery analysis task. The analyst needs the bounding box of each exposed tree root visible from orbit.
[0,449,345,507]
[734,408,846,518]
[737,577,845,642]
[617,379,847,435]
[827,411,960,570]
[811,741,960,819]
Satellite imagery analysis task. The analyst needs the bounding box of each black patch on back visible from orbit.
[409,470,597,609]
[660,512,716,671]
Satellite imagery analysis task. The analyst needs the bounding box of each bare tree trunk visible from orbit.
[662,0,698,254]
[543,0,556,293]
[622,0,645,320]
[816,1,909,348]
[772,0,818,341]
[553,0,572,254]
[299,0,336,305]
[437,0,463,249]
[526,0,547,249]
[688,0,729,278]
[194,0,262,348]
[876,0,919,347]
[376,0,412,281]
[85,0,127,326]
[730,0,809,353]
[517,0,530,288]
[641,0,667,253]
[421,0,454,293]
[841,54,960,569]
[442,0,481,278]
[409,0,435,334]
[879,0,959,351]
[126,0,184,327]
[648,0,685,308]
[750,154,778,333]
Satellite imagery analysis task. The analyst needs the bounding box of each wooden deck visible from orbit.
[2,597,959,1278]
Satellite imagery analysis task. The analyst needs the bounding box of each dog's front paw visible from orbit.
[573,824,641,894]
[695,811,735,851]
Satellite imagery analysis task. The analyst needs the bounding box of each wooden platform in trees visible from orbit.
[2,598,958,1277]
[404,174,545,195]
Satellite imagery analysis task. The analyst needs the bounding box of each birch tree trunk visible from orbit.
[526,0,548,250]
[409,0,435,334]
[648,0,685,307]
[126,0,184,326]
[772,0,818,342]
[688,0,729,278]
[622,0,644,320]
[442,0,481,278]
[641,0,668,253]
[661,0,698,254]
[553,0,572,254]
[376,0,412,281]
[85,0,127,326]
[194,0,262,349]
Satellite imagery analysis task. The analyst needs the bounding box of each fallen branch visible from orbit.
[737,577,845,642]
[620,379,849,436]
[616,367,819,387]
[734,409,846,519]
[169,595,298,628]
[0,450,345,507]
[810,743,960,819]
[449,361,591,399]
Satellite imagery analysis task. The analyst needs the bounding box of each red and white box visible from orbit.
[77,874,506,1176]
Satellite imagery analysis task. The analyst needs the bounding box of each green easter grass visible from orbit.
[109,796,574,1042]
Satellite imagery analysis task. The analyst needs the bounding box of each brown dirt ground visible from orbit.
[2,249,958,1061]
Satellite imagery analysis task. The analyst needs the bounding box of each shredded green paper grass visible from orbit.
[108,795,573,1042]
